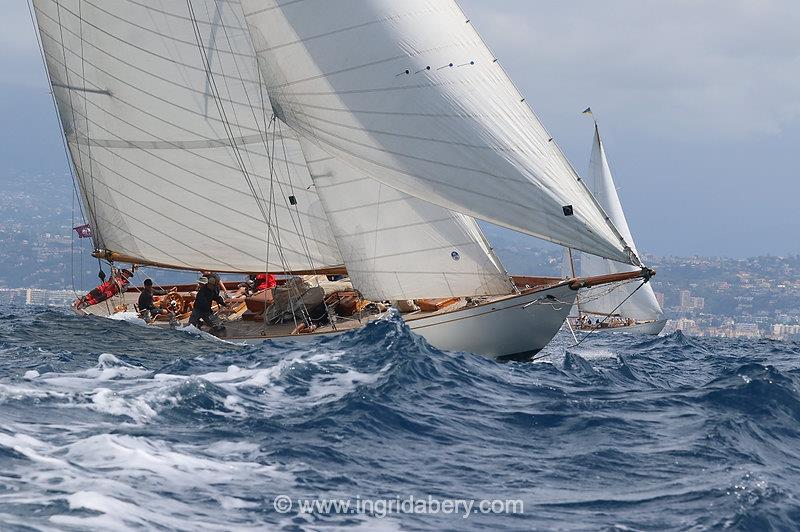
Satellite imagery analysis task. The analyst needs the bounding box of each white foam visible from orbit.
[23,369,39,380]
[88,387,157,421]
[0,427,293,530]
[106,311,147,326]
[567,347,620,361]
[175,323,247,345]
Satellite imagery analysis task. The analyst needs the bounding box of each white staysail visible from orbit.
[31,0,341,272]
[299,139,515,301]
[579,125,662,320]
[242,0,640,266]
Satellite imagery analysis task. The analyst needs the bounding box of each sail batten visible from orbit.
[243,0,640,265]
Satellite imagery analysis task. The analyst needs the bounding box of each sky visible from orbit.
[2,1,799,257]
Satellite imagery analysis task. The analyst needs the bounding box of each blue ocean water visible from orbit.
[1,306,799,531]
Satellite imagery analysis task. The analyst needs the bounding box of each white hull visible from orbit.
[406,285,576,359]
[239,284,578,359]
[573,319,667,336]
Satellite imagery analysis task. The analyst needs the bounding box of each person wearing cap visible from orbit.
[201,271,229,300]
[189,276,227,333]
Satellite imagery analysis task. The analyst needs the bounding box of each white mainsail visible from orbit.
[299,139,515,301]
[31,0,342,272]
[242,0,640,266]
[579,125,662,320]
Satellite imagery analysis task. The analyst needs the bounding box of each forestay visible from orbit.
[299,138,515,301]
[31,0,342,272]
[580,126,662,320]
[243,0,640,266]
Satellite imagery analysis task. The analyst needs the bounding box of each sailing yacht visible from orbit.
[30,0,655,359]
[567,119,666,336]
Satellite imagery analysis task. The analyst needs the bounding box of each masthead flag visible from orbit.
[73,224,93,239]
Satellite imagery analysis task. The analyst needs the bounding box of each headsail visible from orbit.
[31,0,342,272]
[299,139,515,301]
[242,0,640,266]
[579,125,662,320]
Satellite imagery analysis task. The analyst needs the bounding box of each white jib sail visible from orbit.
[580,125,662,321]
[31,0,342,272]
[299,138,515,301]
[241,0,640,266]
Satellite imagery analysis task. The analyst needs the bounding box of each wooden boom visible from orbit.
[92,249,348,276]
[567,268,656,290]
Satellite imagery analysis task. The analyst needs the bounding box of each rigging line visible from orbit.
[187,1,268,222]
[188,3,306,329]
[566,248,582,315]
[203,0,298,259]
[264,119,298,274]
[254,58,273,336]
[71,181,76,295]
[186,0,297,274]
[275,119,336,327]
[267,120,307,329]
[209,0,320,263]
[276,118,318,273]
[529,279,649,364]
[206,1,326,275]
[199,1,262,193]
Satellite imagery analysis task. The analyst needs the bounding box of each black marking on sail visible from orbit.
[270,97,287,123]
[288,195,297,206]
[562,205,574,216]
[451,251,461,261]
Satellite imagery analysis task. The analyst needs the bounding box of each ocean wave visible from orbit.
[1,306,800,529]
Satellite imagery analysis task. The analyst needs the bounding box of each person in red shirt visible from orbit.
[73,268,133,312]
[254,273,277,291]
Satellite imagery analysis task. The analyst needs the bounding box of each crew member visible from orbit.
[189,276,227,333]
[73,268,133,311]
[254,272,277,291]
[137,278,174,324]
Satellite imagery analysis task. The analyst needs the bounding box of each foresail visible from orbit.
[31,0,341,272]
[299,138,514,301]
[242,0,639,266]
[580,127,662,320]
